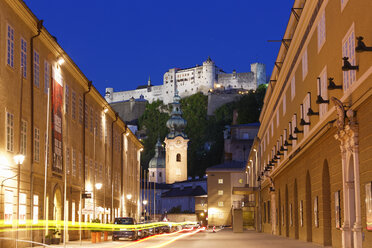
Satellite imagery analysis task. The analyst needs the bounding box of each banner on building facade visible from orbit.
[52,67,63,173]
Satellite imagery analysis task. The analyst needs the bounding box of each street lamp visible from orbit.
[127,194,132,217]
[143,200,148,220]
[14,154,24,248]
[94,183,102,219]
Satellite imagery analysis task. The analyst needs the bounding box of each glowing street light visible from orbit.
[143,200,148,205]
[95,183,102,190]
[126,194,132,200]
[57,56,65,66]
[13,154,25,165]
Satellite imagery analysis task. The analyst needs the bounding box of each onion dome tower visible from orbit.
[164,92,189,183]
[148,139,166,183]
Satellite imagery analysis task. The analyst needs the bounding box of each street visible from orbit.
[32,228,320,248]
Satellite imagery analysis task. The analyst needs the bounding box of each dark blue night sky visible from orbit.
[24,0,294,96]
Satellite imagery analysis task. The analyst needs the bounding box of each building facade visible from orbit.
[0,1,143,247]
[244,0,372,247]
[105,58,266,105]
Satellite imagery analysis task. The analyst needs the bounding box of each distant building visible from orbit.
[105,57,266,105]
[109,95,147,125]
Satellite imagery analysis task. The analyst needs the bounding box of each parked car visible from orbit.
[112,217,139,241]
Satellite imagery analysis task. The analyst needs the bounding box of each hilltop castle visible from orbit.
[105,57,266,105]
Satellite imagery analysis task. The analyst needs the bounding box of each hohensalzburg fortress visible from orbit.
[105,57,266,105]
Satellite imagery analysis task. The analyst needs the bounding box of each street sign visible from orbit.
[82,193,92,199]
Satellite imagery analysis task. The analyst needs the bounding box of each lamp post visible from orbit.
[143,200,148,220]
[94,183,102,219]
[14,154,25,248]
[127,194,132,217]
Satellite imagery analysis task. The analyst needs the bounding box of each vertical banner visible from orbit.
[52,67,63,173]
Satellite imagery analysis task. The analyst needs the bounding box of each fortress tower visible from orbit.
[164,92,189,184]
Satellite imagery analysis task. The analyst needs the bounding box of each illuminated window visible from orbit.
[4,190,13,224]
[218,201,224,207]
[342,25,356,91]
[20,120,27,155]
[19,193,26,224]
[218,190,223,195]
[72,201,76,225]
[291,76,295,100]
[176,153,181,162]
[6,24,14,67]
[34,128,40,162]
[34,50,40,87]
[44,60,50,93]
[218,179,223,184]
[317,11,326,51]
[6,112,14,152]
[33,195,39,224]
[365,183,372,231]
[318,67,328,118]
[302,48,308,79]
[21,38,27,77]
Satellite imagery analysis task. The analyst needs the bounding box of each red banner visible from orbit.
[52,67,63,173]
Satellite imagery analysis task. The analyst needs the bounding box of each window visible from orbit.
[66,148,70,174]
[291,115,297,147]
[78,153,82,180]
[218,190,223,195]
[85,103,89,129]
[300,200,304,226]
[65,85,69,114]
[271,122,274,137]
[71,91,76,120]
[33,195,39,224]
[365,183,372,231]
[176,153,181,162]
[242,132,249,140]
[6,112,14,152]
[20,120,27,155]
[342,25,356,91]
[218,179,223,184]
[318,67,328,118]
[159,172,162,177]
[263,202,266,223]
[72,149,77,177]
[72,201,76,225]
[335,190,341,229]
[302,94,311,135]
[34,50,40,87]
[79,97,83,124]
[276,110,279,127]
[314,196,319,227]
[44,61,50,93]
[317,11,326,51]
[34,128,40,162]
[7,24,14,67]
[291,76,295,100]
[21,38,27,77]
[302,48,308,79]
[290,204,293,226]
[218,201,224,207]
[90,107,93,132]
[267,201,271,223]
[4,190,13,224]
[19,193,26,224]
[282,94,286,115]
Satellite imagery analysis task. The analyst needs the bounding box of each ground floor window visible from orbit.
[19,193,27,224]
[33,195,39,224]
[4,190,13,224]
[365,182,372,231]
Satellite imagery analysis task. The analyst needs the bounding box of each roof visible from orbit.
[231,122,260,128]
[136,84,153,89]
[206,160,246,172]
[161,185,207,198]
[141,181,172,190]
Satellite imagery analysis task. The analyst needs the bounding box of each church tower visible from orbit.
[148,139,166,183]
[164,92,189,184]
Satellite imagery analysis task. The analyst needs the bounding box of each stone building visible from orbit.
[0,1,142,247]
[242,0,372,247]
[105,58,266,105]
[148,139,166,183]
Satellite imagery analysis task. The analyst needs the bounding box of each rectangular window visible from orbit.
[302,48,308,80]
[291,115,297,147]
[317,11,326,51]
[65,84,69,114]
[19,193,26,224]
[300,200,304,226]
[72,201,76,225]
[85,103,89,128]
[218,179,223,184]
[71,91,76,120]
[318,67,328,118]
[335,190,341,229]
[342,25,356,91]
[20,120,27,155]
[33,195,39,224]
[21,38,27,77]
[4,190,13,224]
[282,94,286,115]
[78,153,82,181]
[365,183,372,231]
[90,107,93,132]
[34,50,40,87]
[44,61,50,93]
[34,128,40,162]
[267,201,271,223]
[79,97,83,124]
[314,196,319,227]
[7,24,14,67]
[218,201,224,207]
[302,94,311,135]
[218,190,223,195]
[291,76,295,100]
[6,112,14,152]
[72,149,77,177]
[66,148,70,174]
[290,203,293,226]
[84,157,88,181]
[276,110,279,127]
[271,122,274,137]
